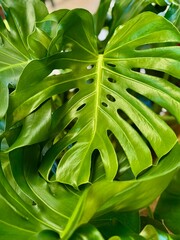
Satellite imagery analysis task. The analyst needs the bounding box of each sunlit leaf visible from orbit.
[140,224,174,239]
[6,10,180,188]
[0,2,180,239]
[0,142,179,239]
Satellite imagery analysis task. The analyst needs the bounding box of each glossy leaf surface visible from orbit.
[0,143,179,239]
[0,1,180,239]
[155,169,180,234]
[94,0,172,45]
[6,10,180,187]
[140,224,174,239]
[0,0,48,118]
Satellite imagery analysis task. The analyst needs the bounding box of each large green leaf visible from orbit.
[0,0,48,118]
[0,142,179,239]
[6,10,180,188]
[0,147,80,239]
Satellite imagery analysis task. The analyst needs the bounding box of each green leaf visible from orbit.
[0,143,179,240]
[0,146,79,238]
[97,0,170,44]
[0,0,48,118]
[155,169,180,234]
[140,224,174,240]
[6,11,180,187]
[164,2,180,30]
[62,143,180,239]
[92,211,140,235]
[6,100,52,151]
[28,9,69,57]
[69,223,105,240]
[91,211,141,239]
[93,0,111,35]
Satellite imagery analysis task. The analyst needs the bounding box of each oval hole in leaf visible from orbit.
[49,68,72,76]
[86,78,94,84]
[87,64,95,70]
[102,102,108,107]
[107,94,116,102]
[77,103,86,111]
[131,68,165,78]
[106,63,116,67]
[136,42,177,50]
[108,77,116,83]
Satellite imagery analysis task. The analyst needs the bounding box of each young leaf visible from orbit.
[0,0,48,118]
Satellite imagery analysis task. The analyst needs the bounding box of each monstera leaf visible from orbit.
[1,1,180,239]
[94,0,171,43]
[69,223,176,240]
[6,10,180,188]
[0,0,48,118]
[0,142,179,239]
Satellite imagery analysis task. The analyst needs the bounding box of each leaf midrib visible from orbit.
[70,54,103,182]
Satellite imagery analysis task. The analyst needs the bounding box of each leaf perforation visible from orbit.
[106,94,116,102]
[101,102,108,107]
[76,103,86,112]
[86,78,94,84]
[136,42,179,50]
[107,77,116,83]
[99,106,139,162]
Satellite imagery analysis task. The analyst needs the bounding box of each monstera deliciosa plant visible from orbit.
[0,0,180,239]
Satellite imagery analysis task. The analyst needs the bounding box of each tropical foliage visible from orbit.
[0,0,180,239]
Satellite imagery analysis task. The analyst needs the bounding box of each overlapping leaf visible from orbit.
[69,223,176,240]
[155,169,180,235]
[0,0,48,118]
[0,142,179,239]
[6,10,180,188]
[1,1,180,240]
[94,0,172,44]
